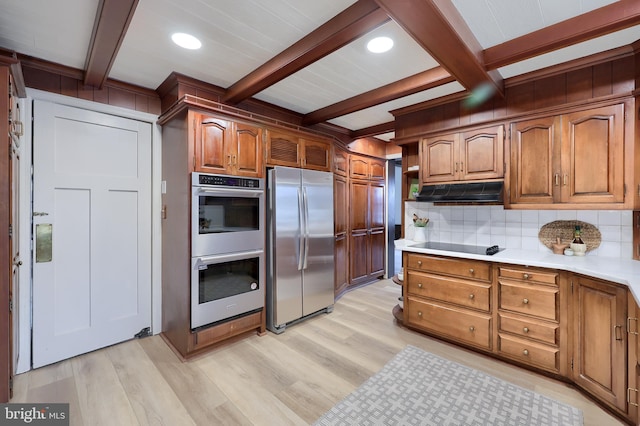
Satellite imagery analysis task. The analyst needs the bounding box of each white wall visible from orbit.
[404,202,634,259]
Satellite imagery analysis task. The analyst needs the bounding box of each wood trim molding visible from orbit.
[483,0,640,70]
[375,0,503,97]
[84,0,139,88]
[223,0,390,104]
[351,121,394,139]
[302,67,454,125]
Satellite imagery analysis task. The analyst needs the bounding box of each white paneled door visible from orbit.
[32,100,152,368]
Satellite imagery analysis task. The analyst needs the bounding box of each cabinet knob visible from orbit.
[417,311,423,317]
[417,283,423,289]
[523,327,529,333]
[469,326,475,332]
[469,268,474,274]
[523,298,529,305]
[417,260,422,266]
[523,273,531,279]
[469,294,475,300]
[523,349,529,356]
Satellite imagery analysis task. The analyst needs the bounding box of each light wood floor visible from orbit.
[11,279,625,426]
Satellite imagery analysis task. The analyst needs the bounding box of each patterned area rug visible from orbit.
[314,345,583,426]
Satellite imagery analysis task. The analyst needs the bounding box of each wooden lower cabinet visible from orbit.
[572,275,628,416]
[402,252,639,424]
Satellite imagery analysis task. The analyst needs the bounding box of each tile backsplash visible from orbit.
[404,202,634,259]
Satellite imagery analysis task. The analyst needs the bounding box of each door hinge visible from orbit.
[570,358,574,371]
[628,388,639,407]
[134,327,151,339]
[628,317,638,335]
[570,280,573,294]
[9,377,13,395]
[9,297,12,313]
[8,224,12,238]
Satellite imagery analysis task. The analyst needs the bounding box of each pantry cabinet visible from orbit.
[194,113,263,177]
[265,129,331,172]
[422,124,504,184]
[509,103,625,207]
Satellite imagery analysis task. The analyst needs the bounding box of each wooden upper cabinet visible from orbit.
[233,122,263,178]
[422,124,504,184]
[266,129,331,172]
[509,103,625,207]
[561,104,624,204]
[510,116,559,205]
[333,147,348,177]
[301,138,331,171]
[194,113,263,177]
[349,154,386,181]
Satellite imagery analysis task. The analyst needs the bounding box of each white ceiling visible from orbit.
[0,0,638,142]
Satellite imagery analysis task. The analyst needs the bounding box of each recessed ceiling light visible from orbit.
[171,33,202,50]
[367,36,393,53]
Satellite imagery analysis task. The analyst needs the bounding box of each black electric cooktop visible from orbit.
[409,241,504,256]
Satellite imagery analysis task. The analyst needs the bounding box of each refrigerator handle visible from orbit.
[297,187,305,271]
[302,187,310,269]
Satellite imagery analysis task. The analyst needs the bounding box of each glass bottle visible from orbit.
[572,225,584,244]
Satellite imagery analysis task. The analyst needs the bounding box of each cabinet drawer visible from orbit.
[499,267,558,286]
[406,254,491,282]
[406,270,490,312]
[406,297,492,350]
[498,334,560,373]
[499,281,559,321]
[498,313,558,345]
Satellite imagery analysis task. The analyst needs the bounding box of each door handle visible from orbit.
[297,188,304,271]
[460,161,464,172]
[33,211,49,216]
[554,174,559,186]
[302,187,310,270]
[563,174,568,186]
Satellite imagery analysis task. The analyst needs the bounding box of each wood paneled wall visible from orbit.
[19,57,161,115]
[394,55,635,140]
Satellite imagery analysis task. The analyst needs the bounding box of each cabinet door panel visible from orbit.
[369,229,385,278]
[349,181,369,231]
[423,134,458,183]
[302,139,331,171]
[562,104,624,203]
[349,156,369,179]
[573,276,626,412]
[334,234,348,294]
[196,117,229,173]
[369,159,386,180]
[349,232,369,284]
[234,122,262,177]
[460,125,504,181]
[266,130,301,167]
[510,117,558,204]
[334,175,348,235]
[369,182,385,230]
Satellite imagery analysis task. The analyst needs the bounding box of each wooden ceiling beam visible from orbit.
[223,0,390,104]
[351,121,395,139]
[302,66,454,125]
[84,0,139,88]
[483,0,640,70]
[374,0,503,97]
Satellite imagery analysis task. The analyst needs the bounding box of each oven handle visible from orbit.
[194,250,263,270]
[194,187,263,198]
[302,187,309,269]
[297,187,305,271]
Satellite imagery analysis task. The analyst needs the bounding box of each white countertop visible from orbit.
[396,239,640,304]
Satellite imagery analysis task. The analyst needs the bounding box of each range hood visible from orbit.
[416,181,504,203]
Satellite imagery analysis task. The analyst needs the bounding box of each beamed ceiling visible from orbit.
[1,0,640,141]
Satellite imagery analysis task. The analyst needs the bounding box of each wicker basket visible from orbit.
[538,220,601,252]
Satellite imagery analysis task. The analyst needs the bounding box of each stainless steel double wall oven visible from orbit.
[190,172,265,329]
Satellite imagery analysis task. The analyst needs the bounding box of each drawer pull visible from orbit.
[523,273,530,280]
[417,260,422,266]
[469,268,474,274]
[469,326,475,332]
[417,311,423,317]
[523,327,529,333]
[469,294,475,300]
[523,349,529,356]
[417,283,423,289]
[523,298,529,305]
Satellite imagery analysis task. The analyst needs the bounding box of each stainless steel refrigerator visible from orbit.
[266,166,334,334]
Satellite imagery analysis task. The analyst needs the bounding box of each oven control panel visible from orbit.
[193,172,263,189]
